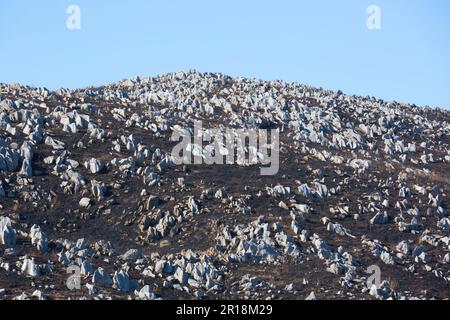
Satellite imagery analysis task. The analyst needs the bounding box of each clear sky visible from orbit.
[0,0,449,108]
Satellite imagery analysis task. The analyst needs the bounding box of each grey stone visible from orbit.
[21,257,41,277]
[79,197,92,208]
[85,158,104,174]
[0,217,16,246]
[92,267,112,286]
[30,225,49,253]
[370,212,389,225]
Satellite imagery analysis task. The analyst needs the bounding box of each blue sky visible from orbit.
[0,0,449,108]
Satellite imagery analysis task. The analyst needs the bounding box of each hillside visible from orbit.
[0,70,449,300]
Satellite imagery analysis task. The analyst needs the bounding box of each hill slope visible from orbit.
[0,70,449,300]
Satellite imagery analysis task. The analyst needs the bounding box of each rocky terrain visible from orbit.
[0,70,449,300]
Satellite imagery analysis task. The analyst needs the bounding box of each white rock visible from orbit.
[21,257,40,277]
[380,251,395,265]
[86,283,97,295]
[30,225,49,253]
[19,158,33,177]
[174,267,188,285]
[137,285,157,300]
[85,158,104,174]
[92,267,112,286]
[0,217,17,245]
[79,197,92,208]
[81,260,94,275]
[305,291,318,300]
[113,270,133,292]
[32,290,47,300]
[120,249,142,262]
[438,218,450,231]
[444,253,450,263]
[370,212,389,225]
